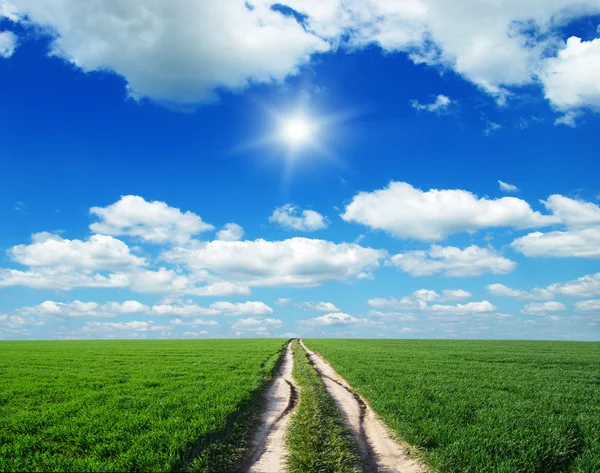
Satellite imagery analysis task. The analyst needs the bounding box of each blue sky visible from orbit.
[1,1,600,340]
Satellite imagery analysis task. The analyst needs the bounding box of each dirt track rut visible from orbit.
[299,339,426,473]
[246,342,297,473]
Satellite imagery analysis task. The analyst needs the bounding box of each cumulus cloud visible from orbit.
[0,30,17,58]
[171,318,219,327]
[521,301,567,315]
[542,195,600,227]
[485,283,553,300]
[90,195,213,244]
[269,204,328,231]
[8,0,600,113]
[274,298,291,305]
[7,1,329,105]
[162,237,385,287]
[390,244,516,277]
[216,223,244,241]
[546,273,600,299]
[341,182,556,241]
[498,180,519,192]
[301,312,366,326]
[510,196,600,259]
[0,314,30,329]
[574,300,600,312]
[8,232,145,270]
[151,301,273,317]
[81,320,160,332]
[410,95,455,114]
[299,302,341,312]
[19,300,149,318]
[182,331,207,337]
[368,291,495,317]
[232,317,283,331]
[428,301,497,316]
[541,36,600,116]
[16,298,271,321]
[488,273,600,300]
[511,228,600,258]
[442,289,472,300]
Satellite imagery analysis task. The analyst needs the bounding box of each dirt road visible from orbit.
[299,339,426,473]
[247,341,297,473]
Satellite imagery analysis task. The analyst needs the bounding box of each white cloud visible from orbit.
[546,273,600,299]
[0,267,128,291]
[369,311,417,322]
[274,298,291,306]
[0,30,17,58]
[390,244,516,277]
[483,121,502,136]
[574,300,600,312]
[182,331,207,337]
[19,300,150,318]
[8,232,145,270]
[521,301,567,315]
[299,302,341,312]
[0,263,251,296]
[232,317,283,331]
[90,195,213,244]
[301,312,366,326]
[290,0,600,105]
[269,204,328,231]
[498,180,519,193]
[410,94,455,114]
[0,314,29,329]
[554,111,578,127]
[398,327,423,334]
[511,228,600,259]
[82,320,157,332]
[485,283,553,300]
[341,182,556,241]
[542,195,600,227]
[428,301,497,316]
[541,36,600,115]
[368,291,494,316]
[441,289,471,301]
[8,1,329,105]
[12,300,273,318]
[216,223,244,241]
[488,273,600,300]
[171,318,219,326]
[368,296,427,310]
[162,237,385,287]
[151,301,273,317]
[9,1,600,113]
[510,196,600,259]
[413,289,440,302]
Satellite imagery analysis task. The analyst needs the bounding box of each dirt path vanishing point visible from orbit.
[246,341,298,473]
[299,339,426,473]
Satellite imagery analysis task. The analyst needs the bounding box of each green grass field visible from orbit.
[285,340,361,473]
[305,339,600,473]
[0,339,286,473]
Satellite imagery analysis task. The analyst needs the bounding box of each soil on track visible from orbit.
[299,339,426,473]
[246,341,298,473]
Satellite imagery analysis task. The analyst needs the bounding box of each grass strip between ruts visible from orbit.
[285,339,362,473]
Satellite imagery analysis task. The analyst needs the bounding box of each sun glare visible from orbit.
[282,116,312,146]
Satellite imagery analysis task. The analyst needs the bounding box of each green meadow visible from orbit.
[0,339,286,472]
[305,339,600,473]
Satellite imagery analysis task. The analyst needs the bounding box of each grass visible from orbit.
[305,339,600,473]
[285,340,362,473]
[0,339,287,473]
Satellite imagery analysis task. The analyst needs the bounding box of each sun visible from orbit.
[281,116,313,147]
